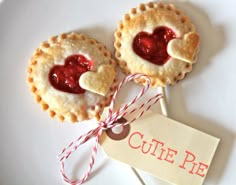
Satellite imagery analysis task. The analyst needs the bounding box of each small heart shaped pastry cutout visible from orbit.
[79,64,116,96]
[167,32,200,63]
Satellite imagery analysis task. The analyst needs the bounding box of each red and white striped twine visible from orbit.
[57,73,163,185]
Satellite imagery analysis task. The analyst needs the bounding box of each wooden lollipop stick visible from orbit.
[131,167,146,185]
[158,86,168,116]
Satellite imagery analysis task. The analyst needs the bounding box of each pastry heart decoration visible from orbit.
[79,64,116,96]
[167,32,200,63]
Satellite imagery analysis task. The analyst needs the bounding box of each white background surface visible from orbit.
[0,0,236,185]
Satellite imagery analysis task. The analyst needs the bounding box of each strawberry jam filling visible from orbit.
[133,26,176,66]
[49,54,92,94]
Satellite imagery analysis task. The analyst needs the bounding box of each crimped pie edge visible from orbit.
[27,32,118,123]
[114,2,199,87]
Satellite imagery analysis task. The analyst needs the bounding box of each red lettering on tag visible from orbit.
[128,131,177,164]
[164,148,178,164]
[128,131,143,149]
[150,139,164,156]
[179,151,196,169]
[179,151,209,177]
[196,162,209,177]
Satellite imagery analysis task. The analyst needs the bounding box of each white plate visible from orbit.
[0,0,236,185]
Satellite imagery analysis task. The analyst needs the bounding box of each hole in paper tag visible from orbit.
[112,125,124,134]
[106,117,130,141]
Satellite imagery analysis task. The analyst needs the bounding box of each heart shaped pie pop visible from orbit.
[114,2,200,87]
[27,32,117,123]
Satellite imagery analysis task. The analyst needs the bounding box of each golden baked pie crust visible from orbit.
[114,2,200,87]
[27,32,117,123]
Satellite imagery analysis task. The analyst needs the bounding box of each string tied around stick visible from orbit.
[57,73,163,185]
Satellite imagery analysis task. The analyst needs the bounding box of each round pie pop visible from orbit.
[114,2,200,87]
[27,32,117,123]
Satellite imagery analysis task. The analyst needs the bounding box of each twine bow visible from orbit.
[57,73,162,185]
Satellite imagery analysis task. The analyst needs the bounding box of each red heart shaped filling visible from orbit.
[133,26,176,66]
[49,54,92,94]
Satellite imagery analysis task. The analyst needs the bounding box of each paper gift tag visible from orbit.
[100,110,219,185]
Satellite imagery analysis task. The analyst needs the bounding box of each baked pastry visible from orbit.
[27,32,117,123]
[114,2,200,87]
